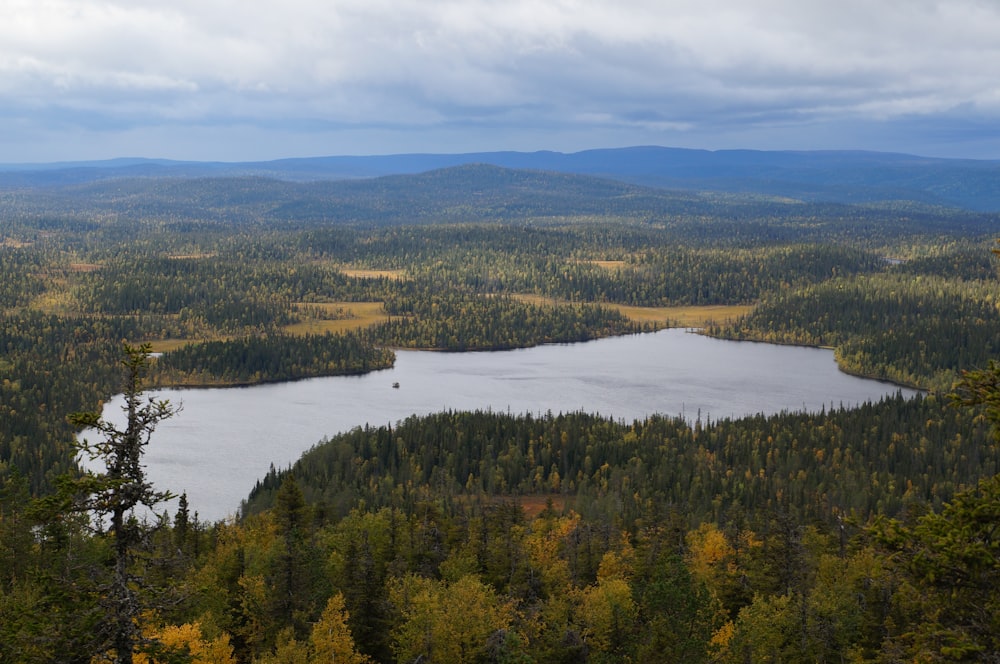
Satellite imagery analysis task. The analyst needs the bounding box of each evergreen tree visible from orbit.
[35,343,178,663]
[174,492,190,553]
[267,475,328,643]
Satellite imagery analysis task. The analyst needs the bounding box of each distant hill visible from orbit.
[2,146,1000,211]
[0,165,744,227]
[2,163,995,242]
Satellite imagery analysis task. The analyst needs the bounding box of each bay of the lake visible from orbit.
[87,329,919,522]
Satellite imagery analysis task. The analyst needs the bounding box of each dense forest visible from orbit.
[243,394,996,526]
[2,162,1000,662]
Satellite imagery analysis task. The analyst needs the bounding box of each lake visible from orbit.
[86,329,919,522]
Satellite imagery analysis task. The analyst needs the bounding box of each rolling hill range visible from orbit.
[0,162,995,241]
[3,146,1000,211]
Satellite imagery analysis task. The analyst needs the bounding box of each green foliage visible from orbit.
[388,573,518,663]
[374,288,642,350]
[864,352,1000,662]
[258,476,329,646]
[631,542,719,663]
[3,195,997,495]
[50,344,177,664]
[717,272,1000,389]
[872,475,1000,661]
[952,359,1000,437]
[244,394,997,529]
[0,518,110,663]
[0,311,143,493]
[5,166,1000,663]
[153,332,394,385]
[522,244,881,307]
[0,245,48,308]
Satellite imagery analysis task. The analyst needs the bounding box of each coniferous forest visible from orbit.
[2,162,1000,662]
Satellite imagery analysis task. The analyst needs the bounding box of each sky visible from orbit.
[3,0,1000,163]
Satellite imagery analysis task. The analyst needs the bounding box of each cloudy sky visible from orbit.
[3,0,1000,162]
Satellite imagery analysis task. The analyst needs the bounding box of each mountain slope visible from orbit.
[3,146,999,211]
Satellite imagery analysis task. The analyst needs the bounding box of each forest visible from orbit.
[1,162,1000,662]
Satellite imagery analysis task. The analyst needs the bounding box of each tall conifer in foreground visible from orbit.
[38,342,178,663]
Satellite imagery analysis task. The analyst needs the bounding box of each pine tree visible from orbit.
[37,343,178,663]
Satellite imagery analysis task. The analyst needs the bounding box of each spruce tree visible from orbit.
[39,342,178,663]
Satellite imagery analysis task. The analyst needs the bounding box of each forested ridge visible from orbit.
[151,332,395,386]
[2,164,1000,661]
[8,147,1000,209]
[244,394,995,527]
[714,272,1000,391]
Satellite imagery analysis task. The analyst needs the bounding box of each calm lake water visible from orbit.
[87,329,919,522]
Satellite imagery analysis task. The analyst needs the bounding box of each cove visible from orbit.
[87,329,920,522]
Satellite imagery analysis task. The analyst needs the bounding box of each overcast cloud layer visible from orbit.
[3,0,1000,162]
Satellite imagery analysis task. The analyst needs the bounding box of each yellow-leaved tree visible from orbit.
[132,622,235,664]
[310,593,371,664]
[389,574,520,663]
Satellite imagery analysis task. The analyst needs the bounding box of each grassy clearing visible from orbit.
[516,495,570,519]
[511,294,567,307]
[283,301,389,335]
[454,494,570,519]
[585,259,627,270]
[166,252,217,260]
[147,338,205,353]
[128,302,392,353]
[339,268,407,280]
[29,290,77,314]
[613,303,754,327]
[510,294,753,328]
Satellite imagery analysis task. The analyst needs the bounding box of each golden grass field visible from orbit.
[24,254,749,355]
[147,338,201,353]
[510,294,753,328]
[586,259,627,270]
[67,262,101,272]
[145,303,391,352]
[338,268,407,280]
[166,252,218,260]
[145,298,749,353]
[513,495,569,518]
[29,291,77,314]
[282,301,390,335]
[612,303,753,327]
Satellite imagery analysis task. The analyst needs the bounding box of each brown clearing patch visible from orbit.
[613,303,754,327]
[339,268,407,280]
[29,291,77,314]
[510,294,753,328]
[510,294,567,307]
[147,338,207,353]
[516,495,569,519]
[140,302,390,352]
[68,262,101,272]
[583,259,627,270]
[167,252,217,260]
[283,301,389,335]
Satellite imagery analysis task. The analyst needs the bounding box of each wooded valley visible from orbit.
[2,162,1000,662]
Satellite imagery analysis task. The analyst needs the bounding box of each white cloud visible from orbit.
[1,0,999,159]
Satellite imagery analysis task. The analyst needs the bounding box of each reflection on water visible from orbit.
[86,329,919,521]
